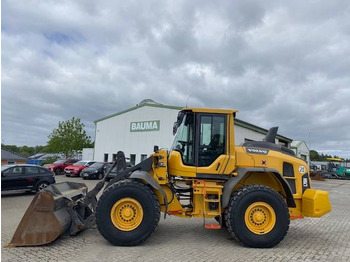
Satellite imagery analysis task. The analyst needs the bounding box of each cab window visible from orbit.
[198,115,226,167]
[171,113,195,165]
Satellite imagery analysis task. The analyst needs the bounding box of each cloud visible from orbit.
[2,0,350,158]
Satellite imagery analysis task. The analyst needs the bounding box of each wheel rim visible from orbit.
[39,183,48,191]
[110,197,143,231]
[244,202,276,235]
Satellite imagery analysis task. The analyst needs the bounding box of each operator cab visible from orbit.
[169,108,237,178]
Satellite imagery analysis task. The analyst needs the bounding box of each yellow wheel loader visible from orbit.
[8,108,331,248]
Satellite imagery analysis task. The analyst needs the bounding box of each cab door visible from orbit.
[196,114,228,177]
[168,112,197,177]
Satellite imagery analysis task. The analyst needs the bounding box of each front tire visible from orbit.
[225,185,290,248]
[96,179,160,246]
[55,168,62,175]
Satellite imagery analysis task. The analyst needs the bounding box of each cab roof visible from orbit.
[181,107,238,114]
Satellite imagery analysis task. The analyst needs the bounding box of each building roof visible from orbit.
[94,100,293,143]
[235,119,293,142]
[94,101,182,123]
[291,140,309,151]
[29,153,64,160]
[1,148,28,161]
[291,140,306,148]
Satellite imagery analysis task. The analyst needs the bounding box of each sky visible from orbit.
[2,0,350,158]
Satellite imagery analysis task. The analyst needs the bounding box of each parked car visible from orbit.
[65,161,95,177]
[43,159,79,175]
[309,163,318,171]
[105,160,133,181]
[1,164,55,192]
[80,162,107,180]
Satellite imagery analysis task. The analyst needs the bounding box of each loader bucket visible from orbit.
[6,182,88,247]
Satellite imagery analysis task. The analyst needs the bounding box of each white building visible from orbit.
[82,148,94,160]
[93,99,294,165]
[291,141,310,164]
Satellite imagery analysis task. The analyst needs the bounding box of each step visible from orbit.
[204,223,221,230]
[205,211,221,216]
[204,199,220,203]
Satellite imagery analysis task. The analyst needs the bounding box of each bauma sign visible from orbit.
[130,120,160,132]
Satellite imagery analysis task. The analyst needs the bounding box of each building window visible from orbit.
[104,154,108,162]
[141,154,147,161]
[278,140,288,147]
[130,154,136,165]
[112,154,117,161]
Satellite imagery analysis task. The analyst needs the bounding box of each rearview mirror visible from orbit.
[173,111,185,135]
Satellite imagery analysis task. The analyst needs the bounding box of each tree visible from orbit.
[1,144,46,157]
[46,117,91,158]
[2,144,20,154]
[310,150,320,161]
[39,156,59,166]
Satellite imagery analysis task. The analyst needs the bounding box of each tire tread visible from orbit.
[96,179,160,246]
[225,184,290,248]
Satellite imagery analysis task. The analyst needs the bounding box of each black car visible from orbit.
[1,164,55,192]
[80,162,107,180]
[105,161,133,181]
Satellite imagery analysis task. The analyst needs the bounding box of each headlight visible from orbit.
[94,170,98,173]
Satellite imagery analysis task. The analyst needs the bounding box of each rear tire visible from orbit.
[55,168,62,175]
[96,179,160,246]
[225,185,290,248]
